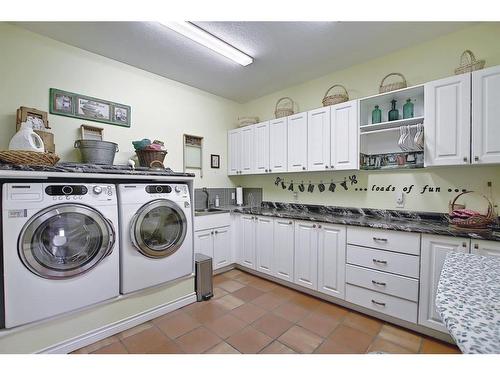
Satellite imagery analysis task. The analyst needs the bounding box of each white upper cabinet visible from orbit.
[424,73,471,166]
[227,129,241,175]
[269,118,288,173]
[330,100,359,170]
[240,126,255,174]
[254,121,271,174]
[471,239,500,257]
[307,107,331,171]
[294,220,318,290]
[255,216,274,275]
[472,65,500,164]
[287,112,308,172]
[273,218,294,282]
[317,224,346,299]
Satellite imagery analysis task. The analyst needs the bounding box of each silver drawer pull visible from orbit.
[373,237,388,242]
[372,258,388,265]
[371,280,386,286]
[371,299,386,307]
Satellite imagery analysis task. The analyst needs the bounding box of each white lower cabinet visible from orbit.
[317,224,346,299]
[194,225,231,271]
[255,216,274,275]
[240,215,257,269]
[273,218,295,282]
[194,229,213,258]
[471,239,500,257]
[294,221,318,290]
[419,234,470,332]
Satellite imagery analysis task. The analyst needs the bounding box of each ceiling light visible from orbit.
[160,21,253,66]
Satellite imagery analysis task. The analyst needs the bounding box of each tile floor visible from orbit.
[72,269,461,354]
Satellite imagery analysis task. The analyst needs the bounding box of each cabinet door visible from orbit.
[424,73,471,166]
[472,65,500,164]
[287,112,308,172]
[307,107,331,171]
[240,215,256,269]
[213,226,231,270]
[273,218,294,282]
[255,216,274,275]
[317,224,346,299]
[330,100,359,170]
[227,129,241,175]
[254,121,270,174]
[294,221,318,290]
[194,229,213,259]
[240,126,255,174]
[419,235,470,332]
[269,118,288,173]
[471,239,500,257]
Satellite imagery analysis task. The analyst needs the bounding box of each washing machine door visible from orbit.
[131,199,187,259]
[18,204,116,279]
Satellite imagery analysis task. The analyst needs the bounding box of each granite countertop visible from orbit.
[230,202,500,241]
[436,252,500,354]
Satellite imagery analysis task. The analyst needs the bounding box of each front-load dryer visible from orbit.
[1,182,119,328]
[117,183,193,294]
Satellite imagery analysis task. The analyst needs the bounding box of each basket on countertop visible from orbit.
[454,50,485,75]
[448,191,496,229]
[274,97,294,118]
[136,149,168,168]
[379,73,407,94]
[322,84,349,106]
[238,116,259,127]
[0,150,60,166]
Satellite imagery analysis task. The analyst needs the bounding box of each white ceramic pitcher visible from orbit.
[9,120,45,152]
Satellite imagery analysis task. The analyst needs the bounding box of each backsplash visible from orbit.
[194,187,262,209]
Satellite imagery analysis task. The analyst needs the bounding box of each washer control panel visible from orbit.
[145,185,172,194]
[45,185,88,196]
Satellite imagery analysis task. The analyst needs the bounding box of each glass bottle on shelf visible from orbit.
[388,99,399,121]
[371,105,382,124]
[403,98,414,119]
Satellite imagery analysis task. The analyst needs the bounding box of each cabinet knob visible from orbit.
[474,243,479,249]
[312,224,316,228]
[211,231,214,235]
[325,165,329,169]
[372,258,388,265]
[463,157,468,163]
[474,156,479,162]
[265,169,268,172]
[373,237,388,242]
[318,224,322,228]
[302,166,306,170]
[269,169,272,172]
[288,221,293,225]
[371,280,387,286]
[462,242,467,248]
[330,165,334,168]
[214,231,218,235]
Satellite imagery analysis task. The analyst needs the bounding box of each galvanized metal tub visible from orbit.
[74,140,119,165]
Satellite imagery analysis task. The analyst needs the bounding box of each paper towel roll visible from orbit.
[236,187,243,206]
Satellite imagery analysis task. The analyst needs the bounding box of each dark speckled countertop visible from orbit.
[231,201,500,242]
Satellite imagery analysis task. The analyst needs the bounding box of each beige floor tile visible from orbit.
[205,341,241,354]
[260,341,296,354]
[252,313,294,338]
[226,326,273,354]
[175,327,222,354]
[297,311,341,337]
[212,294,245,310]
[328,325,375,353]
[342,312,383,336]
[231,303,267,324]
[205,314,247,339]
[251,292,287,310]
[367,338,413,354]
[251,278,279,292]
[213,274,230,286]
[187,301,228,324]
[145,339,184,354]
[91,341,129,354]
[278,326,323,354]
[231,286,265,302]
[269,285,300,300]
[313,301,349,321]
[151,309,182,325]
[154,312,201,339]
[117,322,154,340]
[212,287,229,300]
[217,279,246,293]
[420,338,461,354]
[315,338,363,354]
[121,327,171,354]
[73,335,119,354]
[289,293,322,309]
[273,302,309,322]
[233,273,263,285]
[222,269,244,279]
[378,324,422,352]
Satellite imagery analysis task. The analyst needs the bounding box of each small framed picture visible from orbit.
[211,154,220,169]
[112,105,131,126]
[77,97,111,121]
[53,92,74,114]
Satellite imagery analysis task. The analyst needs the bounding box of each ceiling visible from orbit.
[15,22,471,103]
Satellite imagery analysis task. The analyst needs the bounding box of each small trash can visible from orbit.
[195,253,213,302]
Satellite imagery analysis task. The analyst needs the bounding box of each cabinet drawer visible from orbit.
[347,227,420,255]
[346,264,419,301]
[346,245,419,278]
[346,284,418,323]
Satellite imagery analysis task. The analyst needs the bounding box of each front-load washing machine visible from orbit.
[117,183,193,294]
[1,182,119,328]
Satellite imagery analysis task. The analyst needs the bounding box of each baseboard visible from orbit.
[38,292,197,354]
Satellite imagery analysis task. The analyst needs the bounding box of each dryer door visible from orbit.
[18,204,116,279]
[131,199,187,259]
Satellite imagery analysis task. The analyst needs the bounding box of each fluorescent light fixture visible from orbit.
[160,21,253,66]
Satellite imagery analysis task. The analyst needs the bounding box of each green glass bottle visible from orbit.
[372,105,382,124]
[388,99,399,121]
[403,98,414,119]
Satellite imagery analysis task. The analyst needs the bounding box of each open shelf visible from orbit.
[360,116,424,134]
[360,151,424,171]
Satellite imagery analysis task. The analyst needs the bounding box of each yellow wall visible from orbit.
[234,22,500,212]
[0,23,240,188]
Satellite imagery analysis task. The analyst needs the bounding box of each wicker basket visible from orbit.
[322,84,349,106]
[379,73,407,94]
[0,150,60,166]
[238,116,259,127]
[454,50,485,75]
[448,191,496,229]
[136,149,167,168]
[274,97,294,119]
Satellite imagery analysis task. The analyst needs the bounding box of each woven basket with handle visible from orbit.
[0,150,60,166]
[322,84,349,107]
[448,190,496,229]
[379,73,407,94]
[454,50,485,75]
[274,97,294,119]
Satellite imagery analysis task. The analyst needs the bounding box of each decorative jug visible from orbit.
[9,120,45,152]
